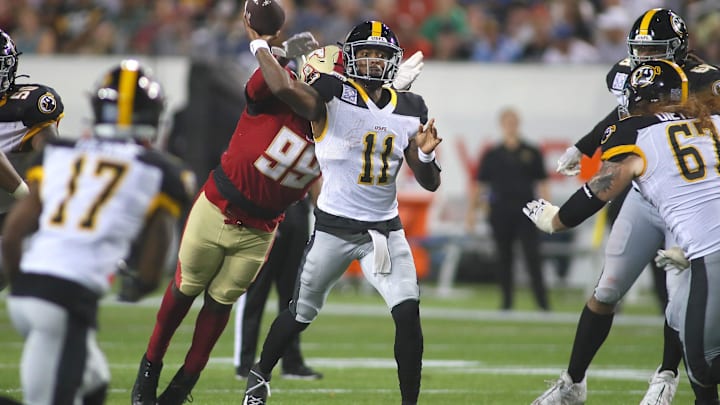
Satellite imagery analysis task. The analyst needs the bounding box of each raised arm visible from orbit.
[404,118,442,191]
[244,15,325,122]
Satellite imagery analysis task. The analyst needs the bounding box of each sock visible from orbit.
[258,309,308,375]
[660,320,682,376]
[392,300,423,404]
[567,304,614,383]
[146,278,195,364]
[183,300,232,375]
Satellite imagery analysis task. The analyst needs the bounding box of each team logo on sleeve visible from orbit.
[612,73,628,91]
[601,125,616,144]
[341,85,358,104]
[38,92,57,114]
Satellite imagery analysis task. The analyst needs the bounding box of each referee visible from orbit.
[466,107,550,311]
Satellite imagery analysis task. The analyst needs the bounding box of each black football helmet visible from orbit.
[0,30,19,98]
[621,60,688,116]
[627,8,688,68]
[341,21,403,85]
[91,59,165,142]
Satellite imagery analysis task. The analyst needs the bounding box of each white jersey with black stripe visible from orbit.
[310,75,428,222]
[21,138,192,294]
[601,113,720,260]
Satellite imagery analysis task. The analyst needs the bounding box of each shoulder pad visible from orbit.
[309,73,345,102]
[10,84,64,126]
[394,90,428,124]
[600,116,659,155]
[139,150,196,210]
[606,59,632,94]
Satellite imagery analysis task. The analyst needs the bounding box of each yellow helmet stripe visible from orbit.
[117,65,138,126]
[639,8,661,36]
[662,60,689,103]
[371,21,382,37]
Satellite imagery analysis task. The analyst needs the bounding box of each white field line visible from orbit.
[99,296,665,326]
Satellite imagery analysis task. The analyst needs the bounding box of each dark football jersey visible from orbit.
[575,58,720,156]
[202,68,321,232]
[0,83,64,153]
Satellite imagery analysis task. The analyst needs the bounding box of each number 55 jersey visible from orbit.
[21,138,194,295]
[600,112,720,260]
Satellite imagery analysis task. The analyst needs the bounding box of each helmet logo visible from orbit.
[367,36,388,42]
[38,92,57,114]
[670,15,686,36]
[712,80,720,97]
[630,65,662,88]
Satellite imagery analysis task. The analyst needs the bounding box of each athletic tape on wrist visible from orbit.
[250,39,270,56]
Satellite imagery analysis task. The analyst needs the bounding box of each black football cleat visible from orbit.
[131,353,162,405]
[157,366,199,405]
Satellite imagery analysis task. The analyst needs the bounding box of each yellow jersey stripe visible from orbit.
[26,166,43,183]
[117,67,138,126]
[146,192,181,219]
[601,145,648,176]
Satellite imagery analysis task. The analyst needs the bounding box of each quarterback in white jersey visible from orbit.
[524,60,720,401]
[242,20,441,405]
[1,60,194,405]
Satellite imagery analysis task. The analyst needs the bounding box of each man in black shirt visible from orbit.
[466,107,549,311]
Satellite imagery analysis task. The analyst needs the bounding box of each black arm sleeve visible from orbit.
[574,108,620,156]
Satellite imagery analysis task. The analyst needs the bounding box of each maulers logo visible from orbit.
[670,14,686,36]
[713,80,720,97]
[38,92,57,114]
[601,125,616,144]
[630,65,662,88]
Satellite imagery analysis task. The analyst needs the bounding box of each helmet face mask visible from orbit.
[342,21,403,85]
[91,59,165,143]
[627,8,688,68]
[0,30,19,97]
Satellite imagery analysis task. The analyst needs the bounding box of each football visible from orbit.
[245,0,285,36]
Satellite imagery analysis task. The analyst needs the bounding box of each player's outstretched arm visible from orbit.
[405,118,442,191]
[244,14,324,122]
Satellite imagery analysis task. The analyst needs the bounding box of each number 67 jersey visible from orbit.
[600,112,720,260]
[20,137,195,295]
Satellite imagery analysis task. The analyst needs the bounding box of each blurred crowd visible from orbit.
[1,0,718,64]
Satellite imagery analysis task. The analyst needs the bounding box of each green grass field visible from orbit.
[0,281,693,404]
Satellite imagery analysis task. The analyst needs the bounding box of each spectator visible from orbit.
[10,6,57,54]
[465,107,550,311]
[542,23,600,64]
[594,6,631,63]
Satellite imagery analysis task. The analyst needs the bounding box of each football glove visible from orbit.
[280,31,319,60]
[116,260,155,303]
[523,199,560,234]
[556,145,582,176]
[393,51,424,91]
[655,246,690,273]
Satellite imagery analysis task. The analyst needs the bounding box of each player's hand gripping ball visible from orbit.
[245,0,285,36]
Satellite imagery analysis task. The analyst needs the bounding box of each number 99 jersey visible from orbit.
[21,138,195,294]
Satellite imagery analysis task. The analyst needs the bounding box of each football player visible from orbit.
[242,19,441,405]
[0,29,64,289]
[526,59,720,405]
[540,9,720,405]
[2,60,193,405]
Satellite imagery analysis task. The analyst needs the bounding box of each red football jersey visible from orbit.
[203,68,320,232]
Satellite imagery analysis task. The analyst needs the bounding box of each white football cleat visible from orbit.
[639,367,679,405]
[532,370,587,405]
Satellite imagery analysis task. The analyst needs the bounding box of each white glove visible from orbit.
[392,51,424,90]
[522,199,560,234]
[556,146,582,176]
[272,31,319,60]
[655,246,690,273]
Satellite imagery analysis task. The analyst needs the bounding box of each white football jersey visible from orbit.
[310,75,427,222]
[21,138,193,294]
[601,112,720,259]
